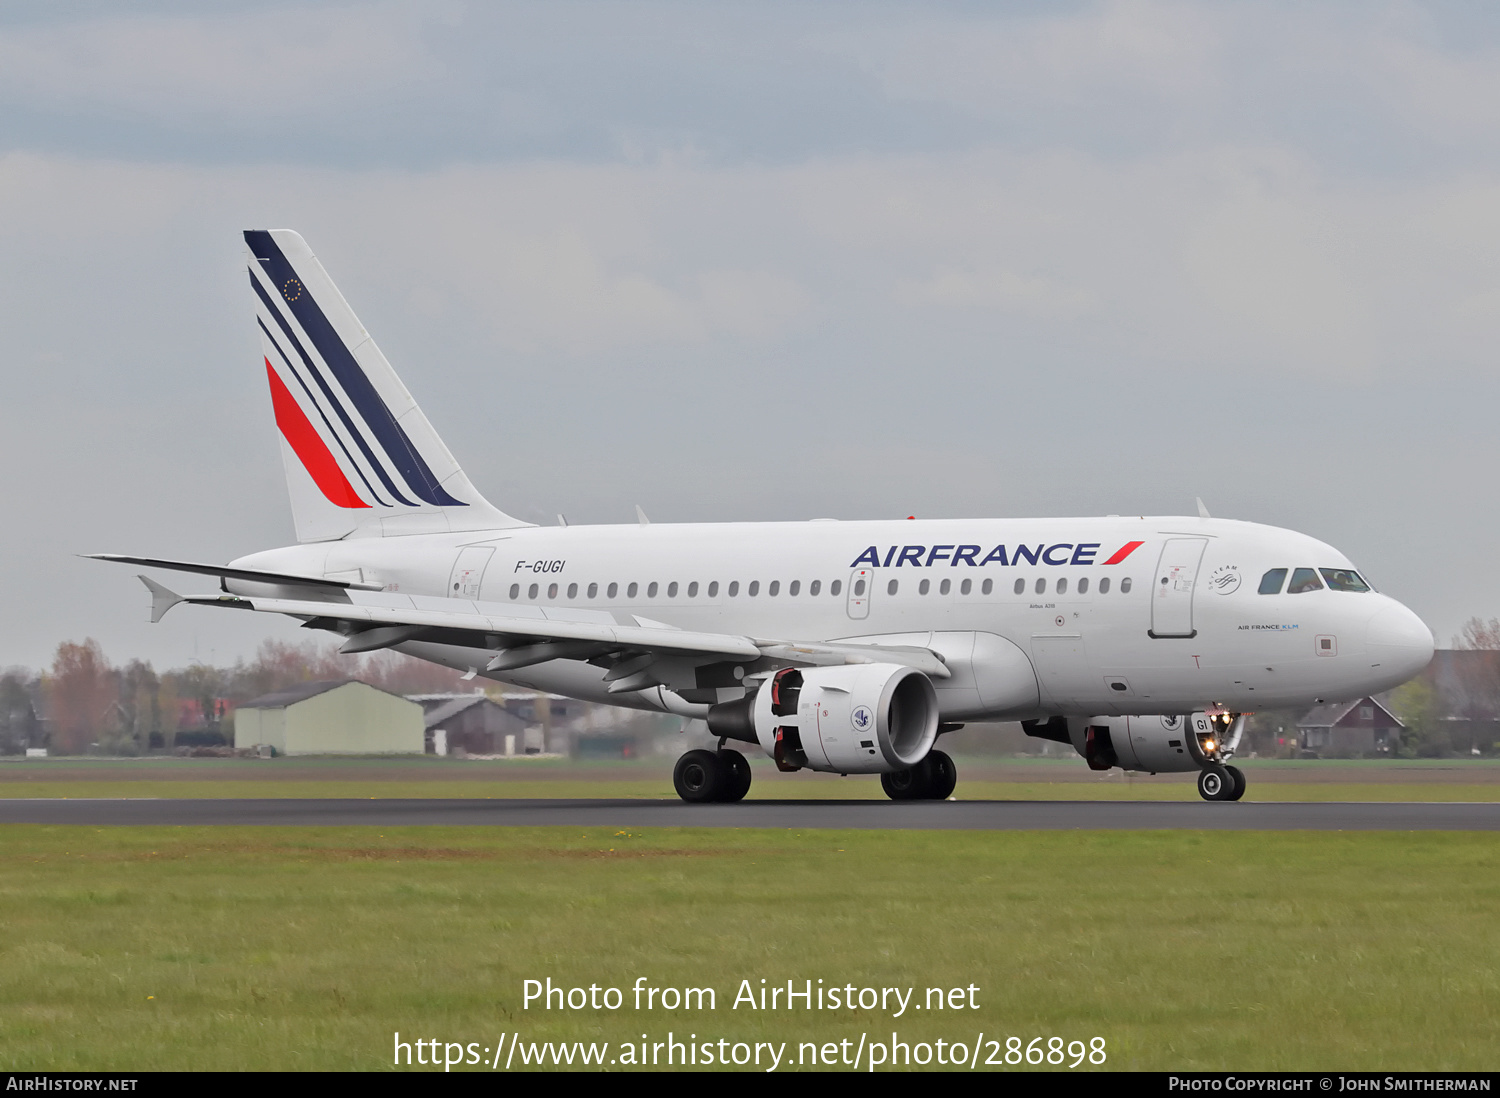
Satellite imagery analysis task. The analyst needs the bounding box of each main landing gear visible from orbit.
[673,748,752,803]
[1196,763,1246,802]
[880,749,957,801]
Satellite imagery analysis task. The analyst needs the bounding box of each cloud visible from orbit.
[0,4,439,123]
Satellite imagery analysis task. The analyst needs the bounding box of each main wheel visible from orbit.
[881,765,929,801]
[1197,764,1233,802]
[673,749,723,803]
[718,749,752,803]
[924,749,957,800]
[1225,764,1246,802]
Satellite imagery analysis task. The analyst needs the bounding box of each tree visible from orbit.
[1450,619,1500,753]
[1389,678,1445,757]
[48,640,115,755]
[0,670,39,754]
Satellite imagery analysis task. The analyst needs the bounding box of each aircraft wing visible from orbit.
[135,578,950,682]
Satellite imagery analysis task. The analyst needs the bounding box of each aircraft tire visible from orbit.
[881,765,930,801]
[1196,764,1233,802]
[718,749,752,803]
[674,749,724,803]
[1225,764,1246,802]
[924,749,957,800]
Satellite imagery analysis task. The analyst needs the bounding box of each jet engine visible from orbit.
[1068,712,1240,773]
[706,664,939,774]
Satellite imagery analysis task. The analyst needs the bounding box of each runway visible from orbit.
[2,798,1498,830]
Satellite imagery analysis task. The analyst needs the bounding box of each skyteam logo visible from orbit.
[848,541,1144,568]
[851,705,875,733]
[246,230,466,512]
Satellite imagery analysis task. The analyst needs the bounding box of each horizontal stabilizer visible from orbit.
[86,554,385,591]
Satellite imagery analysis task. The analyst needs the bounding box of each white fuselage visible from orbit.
[232,514,1434,722]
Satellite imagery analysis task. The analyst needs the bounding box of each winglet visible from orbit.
[1196,497,1211,519]
[138,575,185,623]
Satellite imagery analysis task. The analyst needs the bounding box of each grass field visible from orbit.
[4,755,1500,801]
[2,825,1497,1071]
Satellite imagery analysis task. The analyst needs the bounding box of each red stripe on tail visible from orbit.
[265,359,369,509]
[1101,540,1144,565]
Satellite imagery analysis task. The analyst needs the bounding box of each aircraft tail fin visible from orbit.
[244,229,531,542]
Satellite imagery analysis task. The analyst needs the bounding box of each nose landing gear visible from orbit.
[1197,762,1246,802]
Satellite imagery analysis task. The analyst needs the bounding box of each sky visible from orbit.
[2,0,1498,670]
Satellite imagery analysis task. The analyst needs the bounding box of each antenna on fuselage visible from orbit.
[636,505,651,526]
[1196,497,1211,518]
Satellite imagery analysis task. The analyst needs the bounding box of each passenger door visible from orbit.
[448,547,495,600]
[1150,538,1207,638]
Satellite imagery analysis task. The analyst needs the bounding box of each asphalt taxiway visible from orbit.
[1,798,1497,830]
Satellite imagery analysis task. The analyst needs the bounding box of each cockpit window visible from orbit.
[1258,568,1287,595]
[1320,568,1370,592]
[1287,568,1323,594]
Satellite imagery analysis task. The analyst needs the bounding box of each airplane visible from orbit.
[92,230,1436,804]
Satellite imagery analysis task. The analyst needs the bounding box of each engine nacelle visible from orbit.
[1073,713,1230,773]
[708,664,939,774]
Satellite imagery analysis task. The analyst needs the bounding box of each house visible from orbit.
[1296,696,1405,755]
[412,694,531,756]
[234,680,423,755]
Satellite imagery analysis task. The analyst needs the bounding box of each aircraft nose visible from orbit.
[1366,601,1435,680]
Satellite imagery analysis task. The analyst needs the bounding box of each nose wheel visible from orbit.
[1197,763,1245,802]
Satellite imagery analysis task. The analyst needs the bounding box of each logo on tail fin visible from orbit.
[264,359,368,509]
[246,229,466,511]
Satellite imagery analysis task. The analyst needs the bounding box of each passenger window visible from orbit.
[707,581,718,597]
[748,581,760,596]
[1287,568,1323,594]
[940,578,951,595]
[768,581,780,596]
[1035,578,1046,595]
[831,580,842,596]
[728,581,739,597]
[1099,577,1110,594]
[627,582,638,598]
[509,583,520,600]
[1056,578,1068,595]
[667,581,678,597]
[1120,577,1132,593]
[607,582,618,599]
[919,579,931,595]
[567,582,577,599]
[1320,568,1370,592]
[587,582,598,599]
[887,579,899,595]
[789,580,800,596]
[854,579,866,596]
[960,578,971,595]
[688,581,698,597]
[809,580,821,596]
[1078,577,1089,594]
[647,581,658,598]
[528,583,539,600]
[547,583,558,599]
[1014,578,1025,595]
[982,578,993,595]
[1259,568,1288,595]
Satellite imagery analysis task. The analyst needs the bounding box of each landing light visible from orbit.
[1204,740,1216,751]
